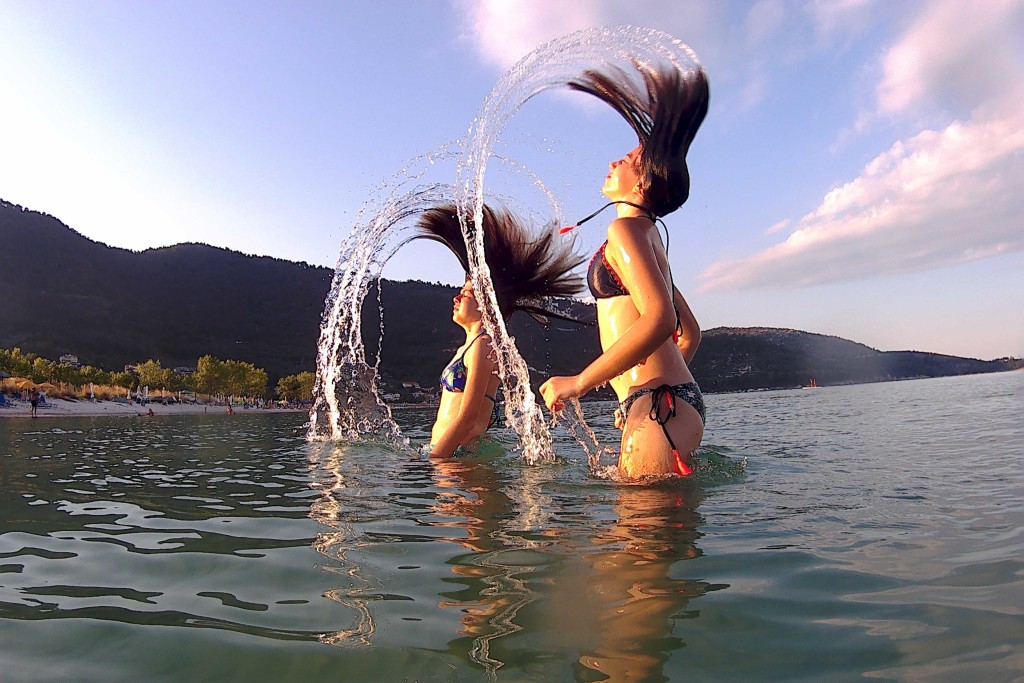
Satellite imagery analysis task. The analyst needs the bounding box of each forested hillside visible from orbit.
[2,199,1018,393]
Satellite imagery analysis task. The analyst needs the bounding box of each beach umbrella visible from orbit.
[0,370,11,379]
[13,378,36,389]
[36,382,60,393]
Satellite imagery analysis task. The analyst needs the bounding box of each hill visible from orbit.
[1,199,1018,393]
[689,327,1018,392]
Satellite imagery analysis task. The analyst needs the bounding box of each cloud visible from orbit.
[457,0,730,70]
[458,0,603,68]
[699,1,1024,292]
[699,103,1024,291]
[764,218,790,235]
[876,0,1024,116]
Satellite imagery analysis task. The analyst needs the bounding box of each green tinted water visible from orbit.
[2,372,1022,681]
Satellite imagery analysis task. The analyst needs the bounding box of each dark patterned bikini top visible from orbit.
[587,240,684,340]
[587,242,629,299]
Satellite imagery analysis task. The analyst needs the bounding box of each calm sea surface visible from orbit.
[1,372,1022,682]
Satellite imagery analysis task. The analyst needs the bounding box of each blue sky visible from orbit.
[2,0,1022,360]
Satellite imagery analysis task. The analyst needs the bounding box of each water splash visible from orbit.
[551,398,618,473]
[310,25,704,470]
[307,145,464,444]
[455,26,703,465]
[308,145,571,450]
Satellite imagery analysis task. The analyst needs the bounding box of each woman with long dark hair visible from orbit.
[416,203,583,458]
[540,62,709,478]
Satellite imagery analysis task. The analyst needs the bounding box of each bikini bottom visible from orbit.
[617,381,705,476]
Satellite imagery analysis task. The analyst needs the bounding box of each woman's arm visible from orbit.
[673,286,700,364]
[430,336,496,458]
[541,219,675,409]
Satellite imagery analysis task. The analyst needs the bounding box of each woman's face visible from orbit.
[602,145,643,200]
[452,282,482,326]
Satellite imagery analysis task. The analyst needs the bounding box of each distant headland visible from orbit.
[2,199,1020,398]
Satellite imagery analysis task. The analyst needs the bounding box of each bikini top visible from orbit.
[587,240,684,339]
[439,332,486,393]
[587,242,630,299]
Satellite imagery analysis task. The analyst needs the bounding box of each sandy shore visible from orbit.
[0,397,306,419]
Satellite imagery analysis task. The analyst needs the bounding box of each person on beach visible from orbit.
[415,203,584,458]
[29,388,39,418]
[539,62,709,478]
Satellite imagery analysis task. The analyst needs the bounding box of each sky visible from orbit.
[2,0,1022,360]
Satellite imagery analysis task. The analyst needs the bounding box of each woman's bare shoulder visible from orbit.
[607,217,657,255]
[467,333,497,361]
[608,216,654,239]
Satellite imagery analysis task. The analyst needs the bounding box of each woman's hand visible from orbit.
[539,375,582,413]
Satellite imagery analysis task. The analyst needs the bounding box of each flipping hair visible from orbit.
[567,62,709,217]
[414,203,585,323]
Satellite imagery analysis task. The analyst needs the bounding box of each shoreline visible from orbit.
[0,397,306,419]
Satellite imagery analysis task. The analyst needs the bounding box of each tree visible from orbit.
[78,366,111,387]
[135,359,172,389]
[0,347,34,377]
[246,367,269,398]
[110,371,137,391]
[193,355,224,396]
[276,371,315,401]
[30,357,55,383]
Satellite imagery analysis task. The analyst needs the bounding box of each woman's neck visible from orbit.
[612,196,651,219]
[460,321,484,338]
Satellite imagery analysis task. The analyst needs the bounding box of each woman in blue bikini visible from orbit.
[540,63,710,478]
[417,203,583,458]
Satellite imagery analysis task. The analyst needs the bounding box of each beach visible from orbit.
[0,397,305,419]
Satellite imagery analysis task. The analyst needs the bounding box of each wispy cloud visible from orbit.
[700,109,1024,290]
[700,0,1024,291]
[764,218,791,235]
[457,0,834,126]
[876,0,1022,116]
[457,0,603,68]
[457,0,729,70]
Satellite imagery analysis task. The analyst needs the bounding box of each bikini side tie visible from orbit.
[647,384,693,476]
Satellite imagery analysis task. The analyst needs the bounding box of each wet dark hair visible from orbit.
[415,203,585,323]
[567,62,709,217]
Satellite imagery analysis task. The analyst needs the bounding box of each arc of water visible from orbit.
[309,146,570,447]
[309,147,464,443]
[455,26,703,466]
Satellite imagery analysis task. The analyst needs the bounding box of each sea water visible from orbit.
[1,371,1022,681]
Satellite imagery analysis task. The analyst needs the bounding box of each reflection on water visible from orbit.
[305,423,726,679]
[553,485,722,681]
[307,444,377,645]
[1,373,1022,681]
[430,458,535,674]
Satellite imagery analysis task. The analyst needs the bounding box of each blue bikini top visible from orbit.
[439,332,486,393]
